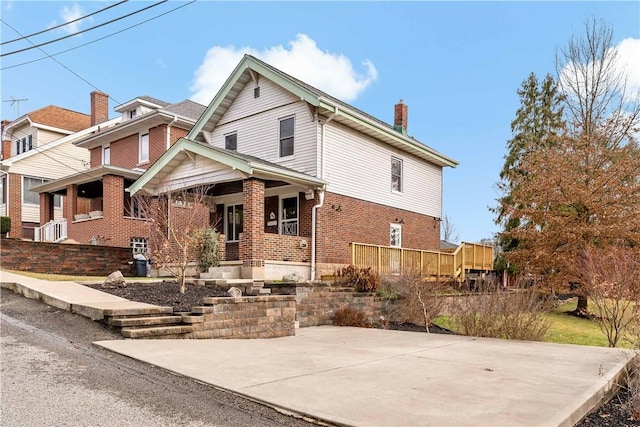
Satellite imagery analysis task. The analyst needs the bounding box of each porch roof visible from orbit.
[31,165,143,194]
[129,137,327,196]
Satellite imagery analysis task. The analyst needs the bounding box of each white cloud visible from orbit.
[60,3,86,35]
[614,38,640,102]
[190,34,378,105]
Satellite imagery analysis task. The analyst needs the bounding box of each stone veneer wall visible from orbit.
[0,239,136,276]
[186,295,296,339]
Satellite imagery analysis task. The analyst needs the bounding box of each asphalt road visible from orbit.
[0,289,318,427]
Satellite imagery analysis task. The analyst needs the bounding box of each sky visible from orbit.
[1,1,639,244]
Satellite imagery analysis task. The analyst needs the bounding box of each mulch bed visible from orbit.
[85,281,638,425]
[84,282,228,312]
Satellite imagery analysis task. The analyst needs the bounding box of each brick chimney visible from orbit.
[1,119,11,160]
[394,99,408,135]
[90,91,109,126]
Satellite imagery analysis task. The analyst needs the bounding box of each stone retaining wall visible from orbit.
[186,295,296,339]
[0,239,135,276]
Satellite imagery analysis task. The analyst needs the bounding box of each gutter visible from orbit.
[166,115,178,150]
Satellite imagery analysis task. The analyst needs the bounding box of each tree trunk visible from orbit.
[575,295,588,315]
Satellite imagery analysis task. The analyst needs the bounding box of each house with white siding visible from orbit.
[0,95,117,238]
[130,55,460,281]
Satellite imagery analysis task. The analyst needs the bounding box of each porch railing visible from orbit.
[34,219,67,243]
[350,241,494,281]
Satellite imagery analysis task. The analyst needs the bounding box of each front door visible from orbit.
[279,195,298,236]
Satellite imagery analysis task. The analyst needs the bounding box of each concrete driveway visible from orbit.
[95,326,629,427]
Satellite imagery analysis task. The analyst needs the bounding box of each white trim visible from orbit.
[390,223,402,248]
[102,145,111,165]
[139,131,150,164]
[278,193,299,236]
[278,115,295,158]
[391,156,403,194]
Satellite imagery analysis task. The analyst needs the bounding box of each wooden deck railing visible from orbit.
[350,242,494,280]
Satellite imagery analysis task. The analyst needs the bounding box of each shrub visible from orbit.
[1,216,10,234]
[192,227,220,273]
[335,265,380,292]
[333,307,370,328]
[390,275,450,332]
[451,280,551,341]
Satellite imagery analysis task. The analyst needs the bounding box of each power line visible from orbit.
[1,0,197,71]
[1,0,129,46]
[1,0,168,57]
[0,20,122,106]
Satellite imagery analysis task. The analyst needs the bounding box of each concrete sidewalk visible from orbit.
[0,269,169,320]
[1,269,631,426]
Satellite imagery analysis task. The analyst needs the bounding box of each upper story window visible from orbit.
[23,176,61,208]
[391,157,403,193]
[225,133,237,151]
[128,109,137,119]
[139,133,149,163]
[16,135,33,155]
[279,116,294,158]
[102,146,110,165]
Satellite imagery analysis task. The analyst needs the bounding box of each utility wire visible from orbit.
[1,0,167,57]
[0,20,122,106]
[2,0,197,71]
[1,0,129,46]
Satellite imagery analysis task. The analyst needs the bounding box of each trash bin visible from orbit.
[134,259,146,277]
[133,253,147,277]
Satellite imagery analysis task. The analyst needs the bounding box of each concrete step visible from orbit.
[121,325,194,338]
[102,306,173,317]
[180,314,204,324]
[108,315,183,327]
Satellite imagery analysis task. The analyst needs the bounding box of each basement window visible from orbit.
[130,237,148,254]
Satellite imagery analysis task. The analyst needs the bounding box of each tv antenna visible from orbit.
[2,96,28,118]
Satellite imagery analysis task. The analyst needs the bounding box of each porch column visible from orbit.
[39,193,54,225]
[240,178,265,280]
[65,184,78,222]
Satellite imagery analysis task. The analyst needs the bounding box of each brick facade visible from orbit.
[240,178,265,268]
[264,233,311,263]
[8,173,21,236]
[315,192,440,265]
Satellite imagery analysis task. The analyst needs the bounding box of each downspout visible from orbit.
[166,115,178,150]
[310,108,337,281]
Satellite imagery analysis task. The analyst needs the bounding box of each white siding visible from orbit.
[9,124,34,157]
[323,121,443,218]
[22,204,40,223]
[157,155,247,194]
[210,78,318,176]
[0,204,6,216]
[36,128,65,146]
[10,139,90,180]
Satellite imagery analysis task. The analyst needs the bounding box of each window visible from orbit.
[279,116,294,157]
[225,133,237,151]
[15,135,33,155]
[130,237,148,254]
[139,133,149,163]
[280,195,298,236]
[124,191,144,218]
[1,175,6,205]
[128,109,137,119]
[102,146,110,165]
[391,157,403,193]
[390,223,402,247]
[23,176,61,207]
[226,204,243,242]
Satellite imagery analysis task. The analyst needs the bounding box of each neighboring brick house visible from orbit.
[0,93,116,238]
[34,96,206,252]
[130,55,459,280]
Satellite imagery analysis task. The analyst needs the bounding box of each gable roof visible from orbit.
[129,137,327,196]
[189,55,459,168]
[164,99,206,118]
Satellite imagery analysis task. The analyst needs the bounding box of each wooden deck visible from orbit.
[350,242,494,280]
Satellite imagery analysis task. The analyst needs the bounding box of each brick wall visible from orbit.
[264,233,310,262]
[0,239,136,276]
[8,173,21,237]
[240,178,264,267]
[187,295,296,339]
[316,192,440,265]
[90,148,101,167]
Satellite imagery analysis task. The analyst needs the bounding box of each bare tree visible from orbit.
[136,185,213,293]
[579,246,640,347]
[441,215,460,243]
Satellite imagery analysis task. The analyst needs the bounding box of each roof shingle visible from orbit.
[28,105,91,132]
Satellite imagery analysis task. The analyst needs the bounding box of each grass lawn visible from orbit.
[434,298,634,348]
[2,269,158,283]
